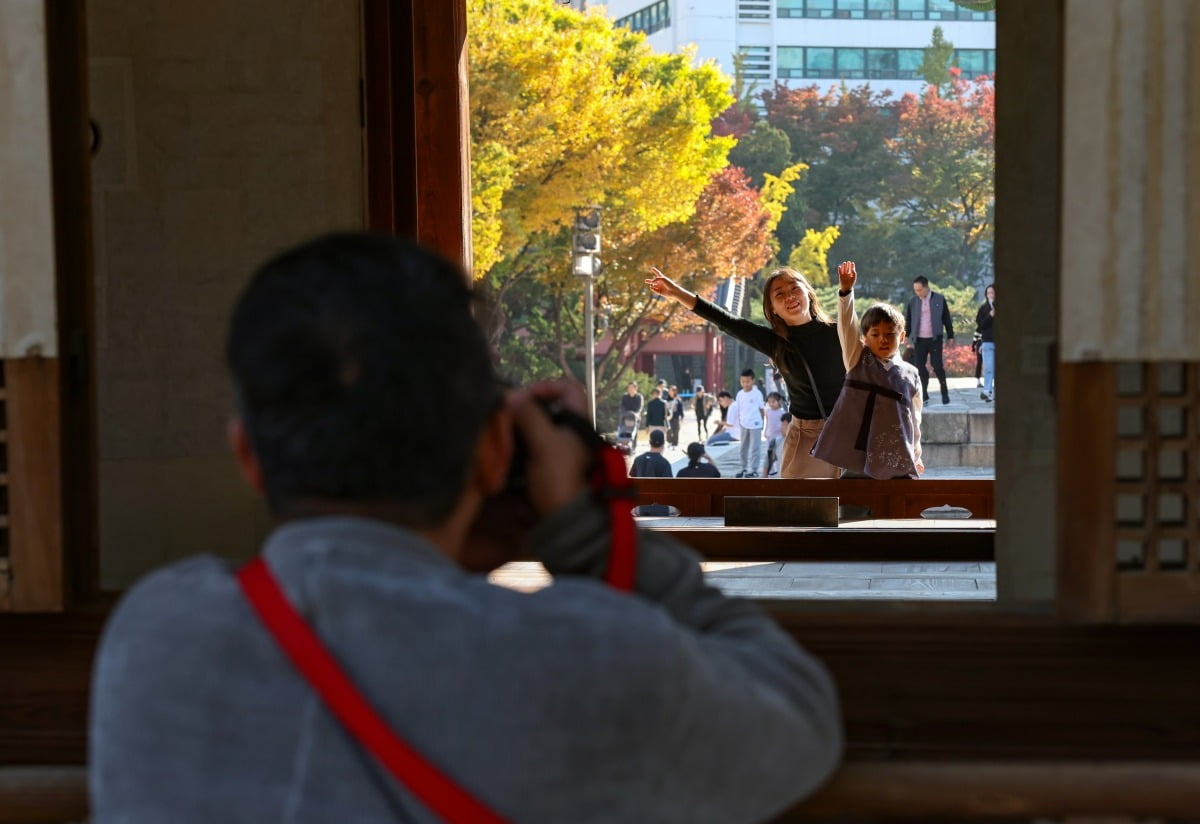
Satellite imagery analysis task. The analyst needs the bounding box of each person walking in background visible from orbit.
[975,283,996,402]
[645,266,846,478]
[666,385,685,447]
[693,385,713,439]
[761,392,785,477]
[731,369,765,478]
[813,262,924,479]
[644,387,667,440]
[618,381,644,446]
[904,275,955,405]
[677,442,722,478]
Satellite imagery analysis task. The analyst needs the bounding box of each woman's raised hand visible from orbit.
[837,261,858,293]
[646,267,686,302]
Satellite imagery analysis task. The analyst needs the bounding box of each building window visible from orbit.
[615,0,671,35]
[738,0,772,20]
[780,0,994,21]
[776,45,995,81]
[866,0,897,18]
[836,0,867,19]
[777,46,806,78]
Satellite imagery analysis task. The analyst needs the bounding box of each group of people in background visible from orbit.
[628,263,996,481]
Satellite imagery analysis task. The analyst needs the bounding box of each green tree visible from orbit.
[727,122,791,189]
[920,25,955,92]
[762,83,902,229]
[887,72,995,283]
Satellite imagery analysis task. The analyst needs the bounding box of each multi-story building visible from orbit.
[601,0,994,98]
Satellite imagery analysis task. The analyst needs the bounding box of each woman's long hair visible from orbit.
[761,267,832,364]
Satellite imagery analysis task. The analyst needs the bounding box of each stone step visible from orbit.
[922,441,994,467]
[921,409,994,445]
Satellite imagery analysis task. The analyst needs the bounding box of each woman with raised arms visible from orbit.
[645,266,846,478]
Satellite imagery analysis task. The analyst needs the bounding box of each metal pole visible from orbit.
[584,272,596,425]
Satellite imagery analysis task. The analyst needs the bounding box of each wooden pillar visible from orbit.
[363,0,472,273]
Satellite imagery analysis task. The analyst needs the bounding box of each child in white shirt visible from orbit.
[732,369,765,478]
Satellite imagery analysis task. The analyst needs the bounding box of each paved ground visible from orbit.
[622,376,993,479]
[491,560,997,601]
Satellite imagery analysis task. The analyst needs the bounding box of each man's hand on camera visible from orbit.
[507,380,591,514]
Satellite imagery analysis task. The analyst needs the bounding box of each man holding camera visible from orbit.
[89,234,842,823]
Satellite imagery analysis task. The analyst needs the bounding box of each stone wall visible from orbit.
[87,0,365,588]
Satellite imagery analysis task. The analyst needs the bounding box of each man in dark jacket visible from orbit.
[629,429,674,478]
[904,276,955,404]
[644,388,668,440]
[666,385,685,447]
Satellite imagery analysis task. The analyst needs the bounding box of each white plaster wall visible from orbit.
[88,0,366,588]
[0,0,58,359]
[1061,0,1200,361]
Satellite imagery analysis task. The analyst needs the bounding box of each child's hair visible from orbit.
[780,412,793,422]
[767,391,783,403]
[740,368,755,379]
[859,303,906,336]
[686,442,706,465]
[717,390,733,399]
[650,388,661,397]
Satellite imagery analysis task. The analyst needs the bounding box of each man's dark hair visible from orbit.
[912,275,930,287]
[226,233,496,523]
[740,368,755,378]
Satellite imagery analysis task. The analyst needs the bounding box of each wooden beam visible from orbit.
[1057,361,1118,622]
[785,761,1200,819]
[411,0,472,268]
[0,767,87,824]
[4,359,64,612]
[44,0,98,604]
[634,478,995,519]
[645,525,993,562]
[362,0,417,236]
[5,761,1200,822]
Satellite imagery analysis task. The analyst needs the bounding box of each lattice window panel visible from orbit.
[1112,362,1200,619]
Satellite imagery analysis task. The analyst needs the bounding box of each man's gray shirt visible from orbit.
[90,494,842,822]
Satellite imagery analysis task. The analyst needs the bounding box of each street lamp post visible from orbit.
[572,207,602,425]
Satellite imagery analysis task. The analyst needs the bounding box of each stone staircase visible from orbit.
[919,379,995,474]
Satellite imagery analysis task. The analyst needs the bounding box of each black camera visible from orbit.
[504,399,605,497]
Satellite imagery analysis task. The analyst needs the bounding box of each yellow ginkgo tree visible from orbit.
[469,0,751,395]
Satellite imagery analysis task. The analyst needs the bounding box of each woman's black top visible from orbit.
[975,302,995,343]
[692,296,845,420]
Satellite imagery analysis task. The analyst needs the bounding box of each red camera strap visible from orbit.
[236,558,509,824]
[237,450,638,824]
[236,451,636,822]
[592,445,638,591]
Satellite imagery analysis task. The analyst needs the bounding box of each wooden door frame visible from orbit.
[7,0,1200,804]
[362,0,473,270]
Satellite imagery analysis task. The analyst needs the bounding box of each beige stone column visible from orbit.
[1061,0,1200,361]
[0,0,58,358]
